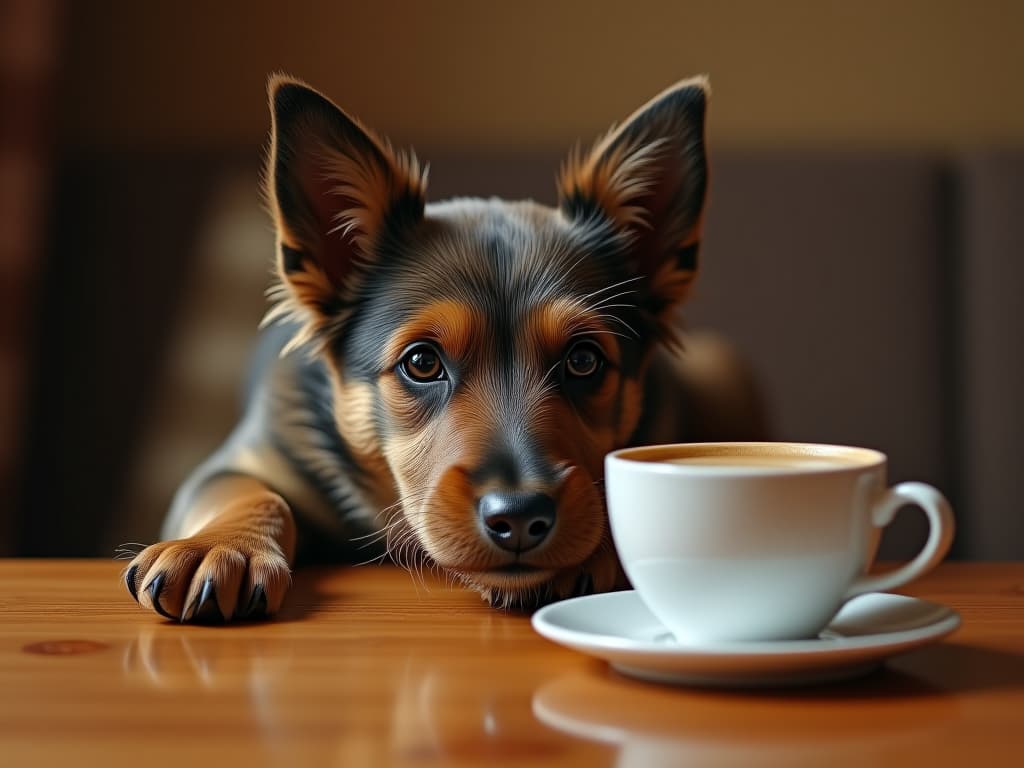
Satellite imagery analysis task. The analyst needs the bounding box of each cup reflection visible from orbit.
[388,652,576,765]
[533,668,960,768]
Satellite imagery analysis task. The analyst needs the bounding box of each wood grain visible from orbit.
[1,560,1022,767]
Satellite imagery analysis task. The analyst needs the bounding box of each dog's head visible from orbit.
[264,75,708,607]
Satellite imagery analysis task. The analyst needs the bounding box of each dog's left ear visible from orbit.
[558,77,708,318]
[264,74,427,349]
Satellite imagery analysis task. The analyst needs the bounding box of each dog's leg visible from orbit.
[124,475,295,622]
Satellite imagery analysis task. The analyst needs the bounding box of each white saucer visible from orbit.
[531,590,960,687]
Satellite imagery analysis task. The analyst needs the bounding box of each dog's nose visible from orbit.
[478,491,556,553]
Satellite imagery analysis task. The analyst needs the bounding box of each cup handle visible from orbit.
[843,482,955,600]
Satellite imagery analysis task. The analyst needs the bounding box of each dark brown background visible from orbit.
[4,0,1022,560]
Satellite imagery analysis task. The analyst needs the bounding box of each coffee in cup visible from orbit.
[604,442,954,643]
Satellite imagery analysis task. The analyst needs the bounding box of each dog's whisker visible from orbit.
[591,304,640,316]
[356,534,391,552]
[352,550,390,568]
[585,291,640,314]
[113,542,148,557]
[352,493,434,551]
[578,275,644,304]
[351,523,393,544]
[113,543,149,562]
[592,327,633,341]
[555,250,591,282]
[589,312,641,339]
[585,306,640,332]
[571,328,631,342]
[541,359,563,387]
[349,526,391,542]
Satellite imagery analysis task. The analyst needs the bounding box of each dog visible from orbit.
[123,74,765,622]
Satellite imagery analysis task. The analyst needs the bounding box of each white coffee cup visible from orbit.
[605,442,954,643]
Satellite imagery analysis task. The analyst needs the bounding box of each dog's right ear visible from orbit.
[264,75,427,350]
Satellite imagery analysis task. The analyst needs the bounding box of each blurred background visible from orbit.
[2,0,1021,560]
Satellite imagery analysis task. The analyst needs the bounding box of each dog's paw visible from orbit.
[547,547,628,603]
[123,532,291,623]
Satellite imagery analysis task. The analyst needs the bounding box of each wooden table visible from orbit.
[1,560,1022,767]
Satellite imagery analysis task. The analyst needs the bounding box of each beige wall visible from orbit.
[62,0,1023,151]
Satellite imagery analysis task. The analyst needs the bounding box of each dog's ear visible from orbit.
[264,74,427,349]
[558,77,708,317]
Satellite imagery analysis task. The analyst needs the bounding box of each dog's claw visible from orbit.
[238,585,267,619]
[182,577,222,623]
[125,564,140,602]
[188,578,223,624]
[145,572,175,620]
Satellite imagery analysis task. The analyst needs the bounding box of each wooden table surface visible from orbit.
[2,560,1023,767]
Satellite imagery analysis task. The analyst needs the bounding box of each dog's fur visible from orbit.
[123,75,765,621]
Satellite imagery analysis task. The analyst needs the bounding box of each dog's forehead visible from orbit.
[415,198,580,293]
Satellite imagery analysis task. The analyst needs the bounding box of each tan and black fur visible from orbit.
[124,75,765,621]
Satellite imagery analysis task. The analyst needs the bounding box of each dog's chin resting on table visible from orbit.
[123,74,764,622]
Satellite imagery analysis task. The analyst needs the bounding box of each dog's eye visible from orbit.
[401,344,446,382]
[564,341,604,378]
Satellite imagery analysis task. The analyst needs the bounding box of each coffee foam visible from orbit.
[614,442,884,471]
[664,455,859,469]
